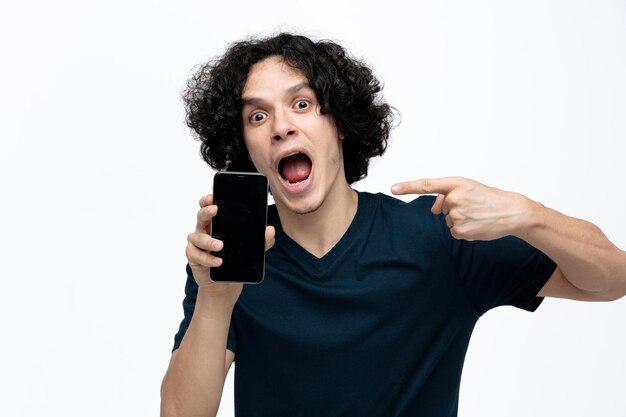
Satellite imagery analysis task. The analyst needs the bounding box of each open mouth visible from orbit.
[278,152,313,185]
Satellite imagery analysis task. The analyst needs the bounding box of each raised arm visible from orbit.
[392,176,626,302]
[160,194,274,417]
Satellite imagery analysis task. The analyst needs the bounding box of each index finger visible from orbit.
[199,194,213,208]
[391,176,463,196]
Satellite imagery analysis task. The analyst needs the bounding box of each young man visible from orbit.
[160,33,626,417]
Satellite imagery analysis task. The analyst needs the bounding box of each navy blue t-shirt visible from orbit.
[172,191,557,416]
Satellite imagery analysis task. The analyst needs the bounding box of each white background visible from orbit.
[1,0,625,416]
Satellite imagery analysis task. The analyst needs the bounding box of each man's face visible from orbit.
[241,56,346,215]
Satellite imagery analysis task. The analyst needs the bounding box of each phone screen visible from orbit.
[210,172,268,283]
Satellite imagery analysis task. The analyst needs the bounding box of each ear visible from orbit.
[339,131,346,140]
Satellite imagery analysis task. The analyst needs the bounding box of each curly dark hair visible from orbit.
[183,32,397,184]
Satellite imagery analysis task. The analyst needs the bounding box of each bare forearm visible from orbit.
[161,292,235,417]
[514,196,626,298]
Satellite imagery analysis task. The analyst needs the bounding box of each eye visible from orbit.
[249,112,266,123]
[295,100,310,110]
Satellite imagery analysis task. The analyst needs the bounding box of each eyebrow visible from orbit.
[241,82,311,107]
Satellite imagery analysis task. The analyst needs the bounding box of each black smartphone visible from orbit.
[210,171,269,284]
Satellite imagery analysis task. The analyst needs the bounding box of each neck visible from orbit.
[275,181,358,259]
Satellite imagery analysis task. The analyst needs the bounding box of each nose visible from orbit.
[271,107,297,141]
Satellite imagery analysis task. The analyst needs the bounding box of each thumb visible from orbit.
[431,193,445,214]
[265,225,276,251]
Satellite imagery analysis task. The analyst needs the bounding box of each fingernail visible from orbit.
[391,185,400,193]
[212,240,222,250]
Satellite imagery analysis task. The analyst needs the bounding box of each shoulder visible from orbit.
[361,191,437,222]
[356,191,451,262]
[362,190,435,207]
[358,191,444,240]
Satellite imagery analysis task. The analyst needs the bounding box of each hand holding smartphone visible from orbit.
[210,172,269,284]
